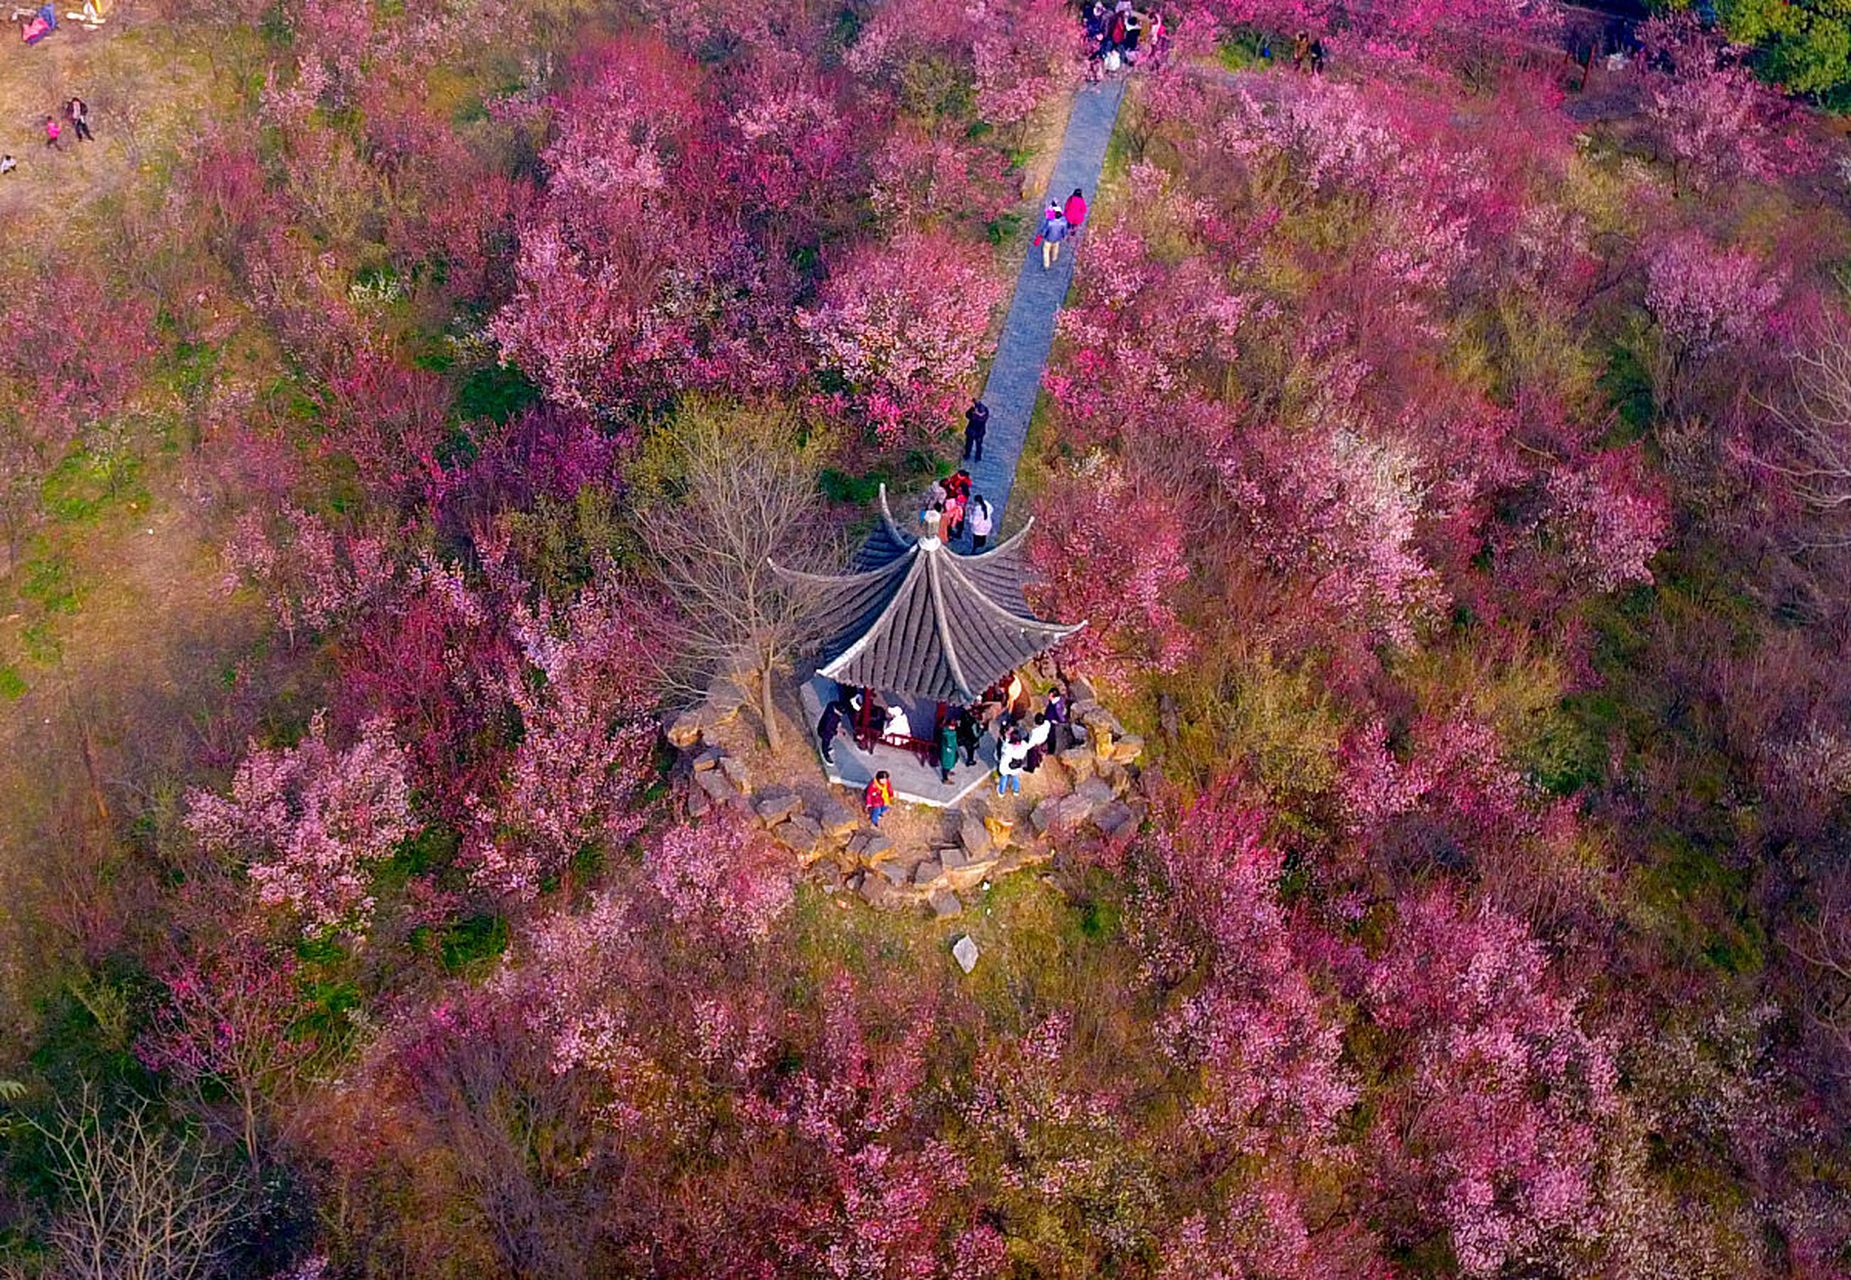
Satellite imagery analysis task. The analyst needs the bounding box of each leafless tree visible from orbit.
[1769,324,1851,548]
[28,1088,247,1280]
[632,400,837,751]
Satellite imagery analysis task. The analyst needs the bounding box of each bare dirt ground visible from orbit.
[0,8,257,1032]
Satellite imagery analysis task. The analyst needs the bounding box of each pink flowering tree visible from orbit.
[1028,461,1194,683]
[1131,791,1356,1165]
[798,230,1005,447]
[1366,889,1621,1276]
[186,711,414,936]
[1639,13,1809,197]
[464,581,663,899]
[136,928,321,1176]
[491,37,795,412]
[221,507,393,646]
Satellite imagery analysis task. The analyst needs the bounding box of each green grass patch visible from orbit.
[19,553,79,616]
[39,444,146,523]
[0,666,25,700]
[454,361,541,424]
[439,913,511,975]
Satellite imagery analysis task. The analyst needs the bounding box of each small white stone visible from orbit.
[952,935,979,974]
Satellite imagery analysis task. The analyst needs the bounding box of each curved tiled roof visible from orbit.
[773,486,1082,703]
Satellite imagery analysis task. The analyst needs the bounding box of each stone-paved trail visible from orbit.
[965,76,1128,528]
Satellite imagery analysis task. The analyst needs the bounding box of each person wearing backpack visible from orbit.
[1034,201,1068,270]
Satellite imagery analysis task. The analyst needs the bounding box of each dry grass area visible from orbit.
[0,6,258,1022]
[0,3,226,220]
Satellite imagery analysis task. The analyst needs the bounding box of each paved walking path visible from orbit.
[965,76,1128,529]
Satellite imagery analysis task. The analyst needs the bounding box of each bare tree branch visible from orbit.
[632,400,840,750]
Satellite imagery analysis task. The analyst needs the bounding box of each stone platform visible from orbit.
[800,677,998,808]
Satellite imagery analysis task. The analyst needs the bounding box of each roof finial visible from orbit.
[920,507,943,549]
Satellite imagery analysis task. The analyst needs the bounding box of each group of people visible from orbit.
[1033,187,1087,270]
[1083,0,1165,79]
[1260,30,1327,73]
[5,96,94,174]
[831,673,1083,825]
[923,463,996,553]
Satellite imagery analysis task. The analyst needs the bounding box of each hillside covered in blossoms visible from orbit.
[2,0,1851,1275]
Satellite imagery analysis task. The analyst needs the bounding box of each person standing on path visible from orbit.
[865,771,894,827]
[938,720,959,785]
[43,116,60,150]
[954,705,981,766]
[1063,189,1088,241]
[66,96,92,142]
[1034,202,1068,270]
[1293,30,1310,71]
[964,400,989,462]
[817,696,844,765]
[967,494,993,552]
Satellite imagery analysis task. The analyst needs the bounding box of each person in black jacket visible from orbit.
[817,698,844,765]
[964,400,989,462]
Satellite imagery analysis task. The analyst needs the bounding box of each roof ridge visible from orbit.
[923,544,972,700]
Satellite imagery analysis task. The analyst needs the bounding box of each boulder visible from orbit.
[877,859,913,888]
[983,815,1015,849]
[957,814,993,861]
[695,770,738,802]
[912,858,944,887]
[1068,676,1097,703]
[705,677,748,718]
[1110,734,1144,764]
[815,798,860,842]
[951,935,980,974]
[665,709,706,750]
[693,747,724,772]
[718,755,750,788]
[753,789,802,826]
[860,876,898,908]
[1094,801,1138,841]
[772,814,826,861]
[856,832,896,864]
[940,843,970,872]
[1090,726,1115,759]
[686,786,712,819]
[1030,800,1060,835]
[1075,777,1118,811]
[929,889,963,919]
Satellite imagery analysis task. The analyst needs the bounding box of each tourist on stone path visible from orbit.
[865,770,894,826]
[947,468,972,502]
[954,704,982,766]
[964,401,988,462]
[816,696,844,766]
[967,493,994,552]
[1034,202,1068,270]
[996,730,1029,795]
[938,720,959,785]
[1292,30,1310,71]
[1063,189,1088,240]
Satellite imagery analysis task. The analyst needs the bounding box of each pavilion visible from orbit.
[779,486,1082,806]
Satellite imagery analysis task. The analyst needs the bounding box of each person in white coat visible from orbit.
[996,730,1029,795]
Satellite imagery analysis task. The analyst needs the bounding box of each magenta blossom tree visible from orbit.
[186,711,413,936]
[798,230,1006,447]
